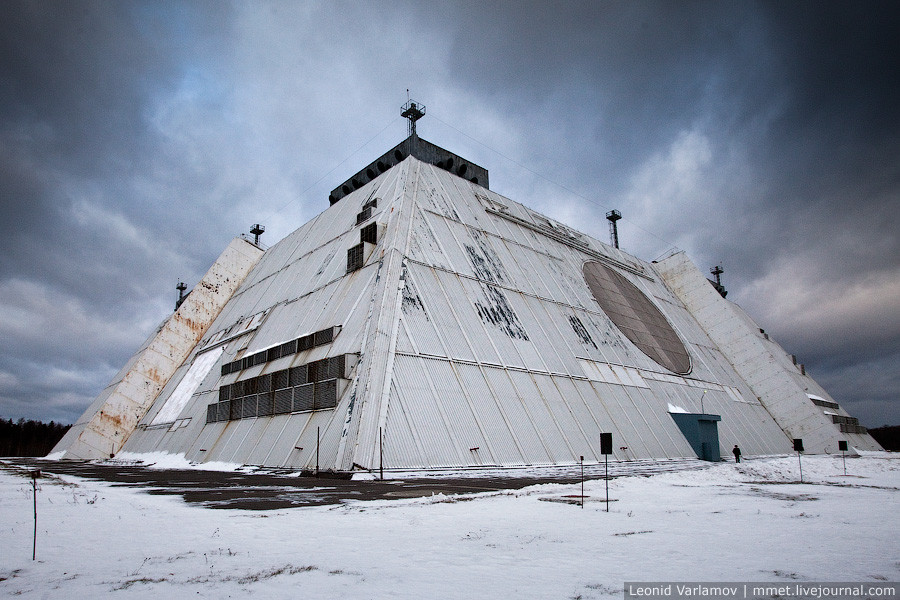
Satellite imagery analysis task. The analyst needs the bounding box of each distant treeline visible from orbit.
[0,418,71,457]
[868,425,899,452]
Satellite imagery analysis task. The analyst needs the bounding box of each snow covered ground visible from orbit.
[1,453,898,599]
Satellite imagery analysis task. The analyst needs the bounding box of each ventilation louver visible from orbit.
[220,326,340,376]
[347,242,364,272]
[360,222,377,245]
[208,354,352,423]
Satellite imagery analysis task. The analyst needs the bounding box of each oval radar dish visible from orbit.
[583,261,691,375]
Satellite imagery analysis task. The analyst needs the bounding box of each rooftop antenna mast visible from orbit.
[606,209,622,249]
[401,90,426,138]
[175,281,187,310]
[250,223,265,246]
[710,264,727,298]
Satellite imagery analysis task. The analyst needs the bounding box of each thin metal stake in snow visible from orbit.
[839,440,848,475]
[580,456,584,509]
[605,453,609,512]
[31,469,40,560]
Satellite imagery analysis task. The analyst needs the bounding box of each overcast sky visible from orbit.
[2,1,898,429]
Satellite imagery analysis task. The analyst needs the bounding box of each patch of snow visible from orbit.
[667,403,688,413]
[43,451,64,461]
[108,451,247,472]
[1,453,897,598]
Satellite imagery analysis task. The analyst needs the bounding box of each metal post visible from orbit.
[31,470,40,560]
[605,453,609,512]
[797,451,803,483]
[580,456,584,509]
[842,449,846,476]
[316,426,320,478]
[379,427,384,480]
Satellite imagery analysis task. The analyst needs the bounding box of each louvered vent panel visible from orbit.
[356,206,372,225]
[230,398,243,420]
[241,395,258,419]
[257,393,274,417]
[274,388,293,414]
[314,327,334,346]
[347,242,364,272]
[360,222,377,245]
[273,369,289,390]
[298,334,314,351]
[217,401,231,422]
[289,364,308,386]
[294,383,315,412]
[314,379,338,410]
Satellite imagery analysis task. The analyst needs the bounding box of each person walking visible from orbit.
[732,444,741,463]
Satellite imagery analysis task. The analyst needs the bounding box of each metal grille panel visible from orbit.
[347,242,364,272]
[289,364,308,386]
[360,222,377,245]
[314,379,338,410]
[314,327,334,346]
[294,383,315,412]
[356,206,372,225]
[217,401,231,422]
[230,398,243,420]
[257,393,274,417]
[274,388,293,414]
[241,395,258,419]
[273,369,289,390]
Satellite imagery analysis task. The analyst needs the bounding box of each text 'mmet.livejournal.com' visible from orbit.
[624,582,898,600]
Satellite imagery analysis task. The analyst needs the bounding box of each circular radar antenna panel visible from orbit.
[582,261,691,375]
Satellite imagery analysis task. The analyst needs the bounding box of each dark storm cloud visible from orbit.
[1,1,897,428]
[0,1,232,421]
[406,0,900,425]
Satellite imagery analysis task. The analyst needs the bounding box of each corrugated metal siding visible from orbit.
[389,355,460,468]
[454,363,526,465]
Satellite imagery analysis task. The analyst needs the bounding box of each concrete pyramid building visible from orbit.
[53,122,881,471]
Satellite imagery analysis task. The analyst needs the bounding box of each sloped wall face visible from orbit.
[655,251,882,453]
[119,164,410,470]
[371,160,794,468]
[53,237,265,460]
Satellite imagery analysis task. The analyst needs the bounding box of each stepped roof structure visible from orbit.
[53,122,881,471]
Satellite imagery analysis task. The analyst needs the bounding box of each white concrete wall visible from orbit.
[53,237,264,459]
[656,251,881,453]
